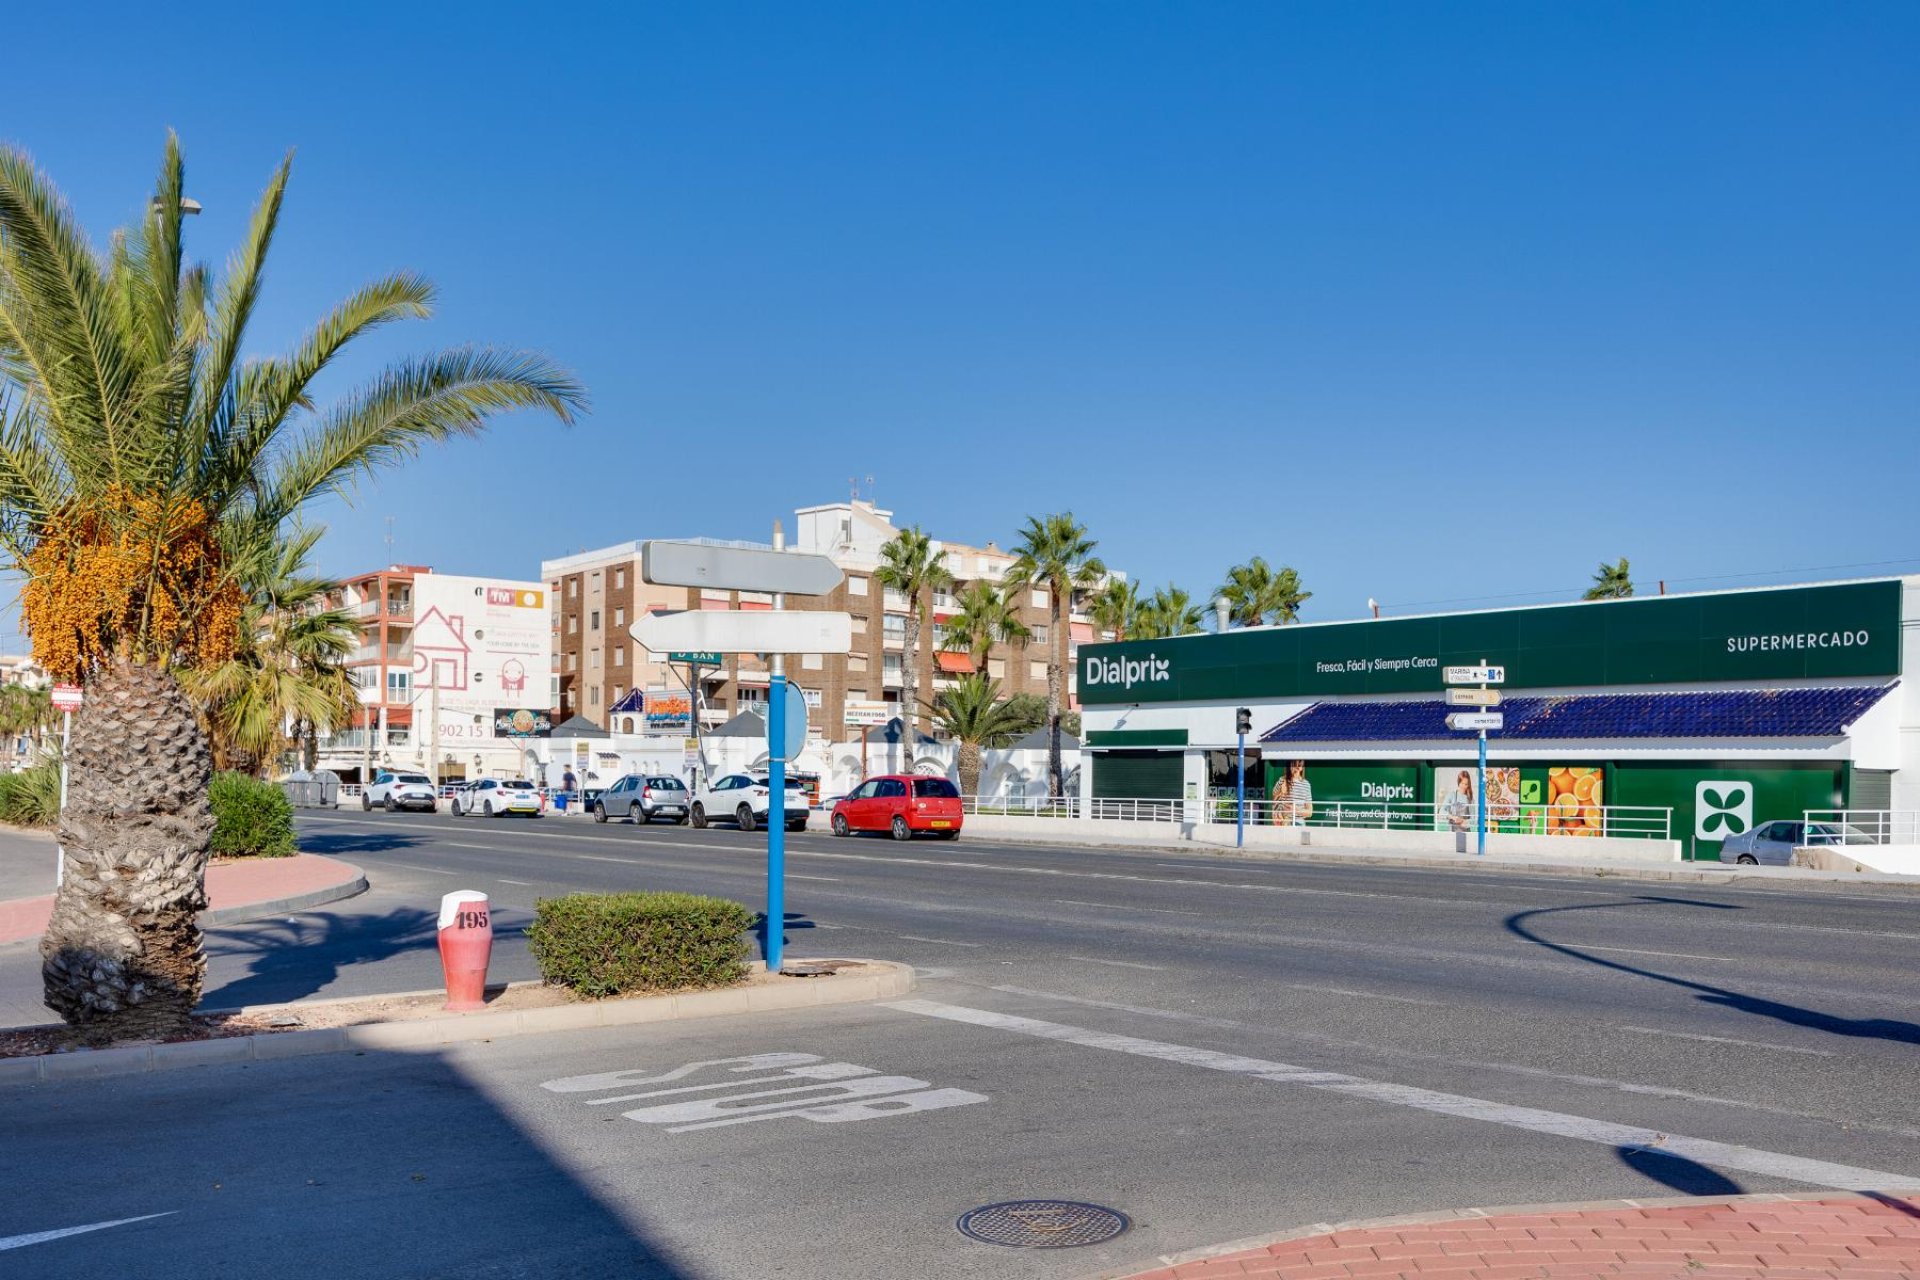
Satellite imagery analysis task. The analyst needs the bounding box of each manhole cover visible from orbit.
[956,1200,1131,1249]
[779,959,859,977]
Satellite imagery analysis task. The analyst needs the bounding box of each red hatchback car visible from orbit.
[831,775,964,840]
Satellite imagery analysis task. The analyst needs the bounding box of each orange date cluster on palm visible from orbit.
[21,488,244,682]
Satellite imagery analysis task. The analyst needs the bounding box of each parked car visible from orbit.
[362,771,437,813]
[594,774,690,825]
[451,777,543,818]
[689,773,809,832]
[831,775,963,840]
[1719,819,1875,865]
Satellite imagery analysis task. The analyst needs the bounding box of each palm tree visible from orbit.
[922,674,1027,795]
[1133,585,1205,639]
[1089,578,1141,641]
[1006,513,1104,798]
[0,138,583,1040]
[1216,557,1312,627]
[874,525,951,736]
[0,684,55,767]
[1585,557,1634,600]
[941,580,1029,677]
[183,529,359,774]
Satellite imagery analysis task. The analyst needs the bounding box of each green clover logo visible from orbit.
[1699,786,1749,836]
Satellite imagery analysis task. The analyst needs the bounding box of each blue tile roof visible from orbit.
[1260,685,1895,743]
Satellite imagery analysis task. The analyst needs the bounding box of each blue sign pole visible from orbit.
[1476,727,1487,857]
[767,670,787,970]
[1235,731,1246,848]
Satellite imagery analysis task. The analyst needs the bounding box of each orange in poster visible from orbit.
[1583,806,1605,831]
[1573,773,1598,804]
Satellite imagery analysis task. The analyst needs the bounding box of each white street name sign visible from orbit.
[1443,665,1505,685]
[1446,712,1504,731]
[641,541,844,597]
[1444,687,1503,707]
[630,610,854,656]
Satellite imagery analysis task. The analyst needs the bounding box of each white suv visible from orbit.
[451,778,543,818]
[363,771,437,813]
[690,773,809,832]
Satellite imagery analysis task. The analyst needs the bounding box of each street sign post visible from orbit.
[668,650,721,666]
[1444,687,1503,707]
[1443,665,1506,685]
[630,609,854,657]
[641,540,843,597]
[1445,658,1505,856]
[1446,712,1504,731]
[51,685,80,888]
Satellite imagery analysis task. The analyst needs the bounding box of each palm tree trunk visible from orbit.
[902,607,920,743]
[1046,580,1064,799]
[41,660,216,1042]
[958,741,981,795]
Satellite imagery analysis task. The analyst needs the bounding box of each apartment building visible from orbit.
[545,500,1118,739]
[317,565,551,782]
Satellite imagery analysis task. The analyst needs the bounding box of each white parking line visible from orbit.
[885,999,1920,1191]
[1287,983,1440,1007]
[1067,955,1167,971]
[1577,944,1730,962]
[1618,1026,1836,1057]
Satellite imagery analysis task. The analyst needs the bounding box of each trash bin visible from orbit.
[554,791,569,812]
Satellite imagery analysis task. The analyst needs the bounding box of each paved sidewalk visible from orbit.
[1116,1194,1920,1278]
[0,853,367,946]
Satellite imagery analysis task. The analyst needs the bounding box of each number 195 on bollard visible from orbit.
[438,890,493,1011]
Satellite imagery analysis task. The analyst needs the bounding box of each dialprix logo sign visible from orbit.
[1695,781,1752,841]
[1083,653,1172,691]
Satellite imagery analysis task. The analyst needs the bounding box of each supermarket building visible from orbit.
[1075,578,1917,860]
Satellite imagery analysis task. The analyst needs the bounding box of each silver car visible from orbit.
[1718,819,1873,865]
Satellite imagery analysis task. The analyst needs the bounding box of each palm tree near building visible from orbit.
[874,525,952,736]
[0,137,583,1040]
[1584,557,1634,600]
[182,530,359,775]
[1132,585,1206,639]
[922,674,1028,796]
[0,684,55,765]
[1006,513,1104,799]
[1089,578,1141,641]
[941,580,1029,678]
[1216,556,1312,627]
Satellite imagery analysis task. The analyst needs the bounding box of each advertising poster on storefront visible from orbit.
[1429,766,1520,830]
[1545,765,1605,836]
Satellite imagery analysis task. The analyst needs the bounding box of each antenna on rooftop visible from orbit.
[384,516,395,562]
[864,474,875,506]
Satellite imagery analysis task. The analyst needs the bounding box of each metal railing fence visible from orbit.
[1801,810,1919,846]
[960,793,1672,839]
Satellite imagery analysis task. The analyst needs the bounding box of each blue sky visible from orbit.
[6,2,1918,637]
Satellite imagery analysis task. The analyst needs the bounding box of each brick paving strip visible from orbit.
[1110,1193,1920,1279]
[0,854,368,946]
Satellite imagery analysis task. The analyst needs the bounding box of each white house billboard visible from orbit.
[410,575,550,749]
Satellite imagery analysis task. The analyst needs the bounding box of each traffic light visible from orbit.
[1235,707,1252,736]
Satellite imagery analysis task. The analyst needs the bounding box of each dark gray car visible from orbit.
[593,774,690,824]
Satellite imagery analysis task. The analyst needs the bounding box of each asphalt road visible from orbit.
[3,811,1918,1278]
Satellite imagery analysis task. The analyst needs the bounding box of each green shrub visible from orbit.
[209,771,297,859]
[0,761,62,828]
[527,892,753,997]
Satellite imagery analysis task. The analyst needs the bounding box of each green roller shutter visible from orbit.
[1093,750,1184,800]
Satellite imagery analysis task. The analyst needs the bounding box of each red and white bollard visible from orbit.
[438,890,493,1011]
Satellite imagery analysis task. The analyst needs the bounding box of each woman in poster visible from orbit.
[1270,758,1314,825]
[1441,769,1475,832]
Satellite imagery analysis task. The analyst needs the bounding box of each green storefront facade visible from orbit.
[1077,579,1911,859]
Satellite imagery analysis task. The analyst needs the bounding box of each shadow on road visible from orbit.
[295,830,428,857]
[202,907,529,1009]
[0,1042,702,1279]
[1506,896,1920,1047]
[1617,1144,1743,1197]
[752,911,816,964]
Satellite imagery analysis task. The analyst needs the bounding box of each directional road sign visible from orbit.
[1446,712,1504,731]
[1444,665,1506,686]
[631,610,854,656]
[668,651,722,666]
[775,681,807,761]
[1445,687,1503,707]
[641,540,843,596]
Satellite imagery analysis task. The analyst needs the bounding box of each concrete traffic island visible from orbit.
[0,958,914,1085]
[1111,1192,1920,1279]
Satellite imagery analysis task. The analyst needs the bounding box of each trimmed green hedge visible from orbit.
[210,771,297,859]
[527,892,753,997]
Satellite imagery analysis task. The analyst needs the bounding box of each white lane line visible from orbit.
[1578,944,1731,962]
[1067,955,1168,971]
[382,862,452,876]
[1618,1026,1836,1058]
[1053,899,1206,916]
[788,874,842,882]
[886,1000,1920,1191]
[0,1213,175,1252]
[1288,983,1440,1007]
[896,935,985,948]
[497,878,533,886]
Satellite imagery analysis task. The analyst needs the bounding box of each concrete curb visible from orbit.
[1099,1191,1910,1278]
[199,862,370,927]
[0,960,914,1087]
[963,828,1920,894]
